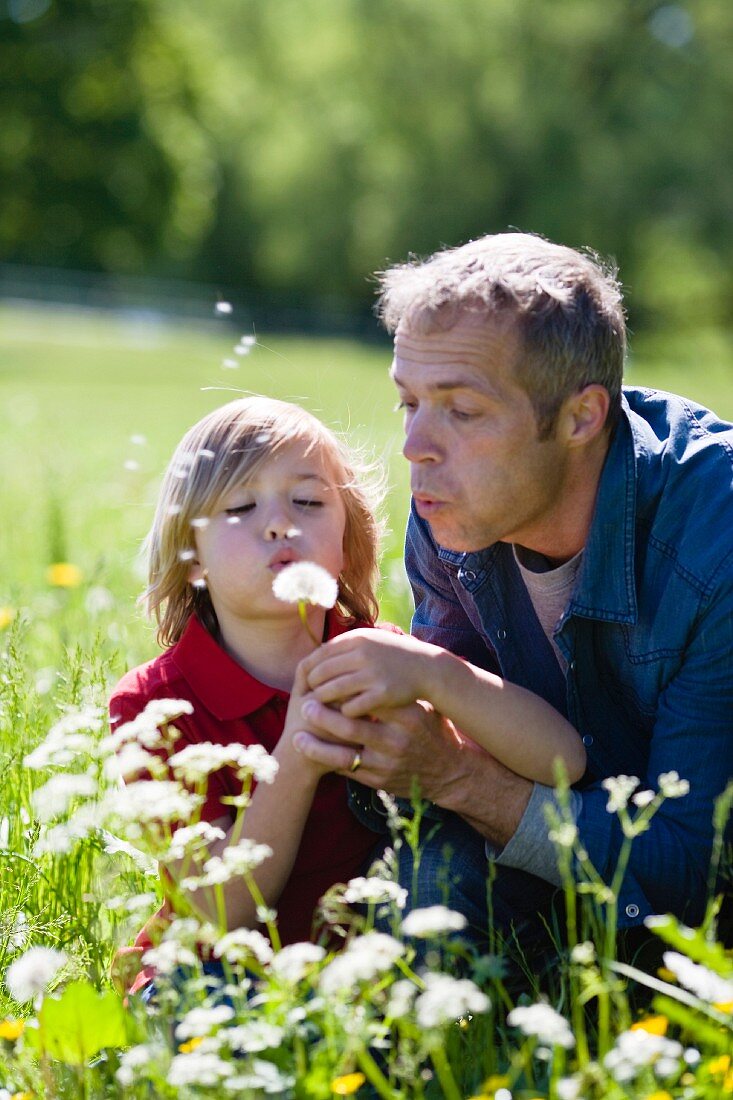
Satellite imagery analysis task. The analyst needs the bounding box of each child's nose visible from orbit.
[264,506,296,541]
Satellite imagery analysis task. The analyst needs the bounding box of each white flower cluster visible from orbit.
[116,1042,168,1088]
[414,973,490,1028]
[168,741,278,785]
[212,928,275,966]
[270,942,326,984]
[223,1059,295,1094]
[401,905,467,938]
[604,1028,683,1083]
[319,932,404,994]
[102,698,194,756]
[24,706,104,769]
[225,1021,284,1054]
[342,876,408,908]
[662,950,733,1003]
[602,775,640,813]
[168,1051,234,1088]
[181,839,273,890]
[658,770,690,799]
[5,945,67,1002]
[507,1002,575,1049]
[272,561,338,608]
[30,773,97,823]
[161,821,227,863]
[175,1004,235,1041]
[101,781,203,827]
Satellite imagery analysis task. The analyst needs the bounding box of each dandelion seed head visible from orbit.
[272,561,338,608]
[5,946,67,1002]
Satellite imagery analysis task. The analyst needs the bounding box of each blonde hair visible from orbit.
[145,397,383,646]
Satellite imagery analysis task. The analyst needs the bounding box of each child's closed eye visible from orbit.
[294,499,324,508]
[225,503,255,515]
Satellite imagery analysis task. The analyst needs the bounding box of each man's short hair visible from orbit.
[376,232,627,438]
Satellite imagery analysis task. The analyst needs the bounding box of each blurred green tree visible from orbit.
[0,0,218,272]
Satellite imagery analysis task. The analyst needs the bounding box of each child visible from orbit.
[109,396,389,996]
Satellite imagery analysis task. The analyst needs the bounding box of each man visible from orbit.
[293,232,733,948]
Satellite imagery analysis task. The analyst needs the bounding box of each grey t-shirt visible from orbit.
[488,545,583,887]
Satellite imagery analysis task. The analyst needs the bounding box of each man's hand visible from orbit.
[299,628,446,717]
[292,697,533,849]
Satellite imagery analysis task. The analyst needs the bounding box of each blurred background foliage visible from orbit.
[2,0,732,340]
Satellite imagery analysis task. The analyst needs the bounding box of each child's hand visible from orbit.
[299,629,445,718]
[278,662,337,778]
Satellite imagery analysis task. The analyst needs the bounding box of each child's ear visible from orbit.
[188,560,204,586]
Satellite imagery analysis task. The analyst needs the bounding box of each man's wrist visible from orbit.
[433,737,533,849]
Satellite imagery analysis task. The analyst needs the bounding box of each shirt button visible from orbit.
[497,628,507,640]
[569,660,577,672]
[582,734,594,747]
[625,903,640,919]
[461,569,477,582]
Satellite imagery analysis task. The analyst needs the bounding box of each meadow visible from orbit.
[0,302,732,1098]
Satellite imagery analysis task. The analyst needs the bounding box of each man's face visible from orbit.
[391,312,569,553]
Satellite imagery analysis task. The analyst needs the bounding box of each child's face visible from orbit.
[188,438,347,628]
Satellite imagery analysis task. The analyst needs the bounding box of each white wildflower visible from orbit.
[168,1051,233,1087]
[548,822,578,848]
[507,1002,575,1049]
[401,905,467,938]
[662,950,733,1003]
[175,1004,235,1041]
[34,805,98,856]
[212,928,274,966]
[602,775,639,813]
[387,979,417,1018]
[342,876,407,909]
[105,741,166,783]
[31,773,96,822]
[414,973,490,1028]
[556,1076,583,1100]
[570,941,596,966]
[225,1060,295,1094]
[101,780,202,826]
[658,771,690,799]
[604,1028,682,1082]
[272,561,338,609]
[182,839,273,890]
[161,821,226,863]
[631,789,655,808]
[319,932,404,994]
[168,741,277,785]
[24,707,103,769]
[142,698,194,727]
[270,942,325,983]
[116,1042,166,1087]
[10,912,28,951]
[225,1021,284,1054]
[142,939,198,975]
[5,946,67,1002]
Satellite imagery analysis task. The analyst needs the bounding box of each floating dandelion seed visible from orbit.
[190,517,210,529]
[167,504,183,516]
[226,516,241,525]
[215,300,233,315]
[130,434,147,446]
[178,549,196,563]
[198,448,215,460]
[235,335,256,355]
[124,460,140,472]
[222,359,238,370]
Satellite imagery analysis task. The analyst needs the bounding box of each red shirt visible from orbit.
[109,612,384,994]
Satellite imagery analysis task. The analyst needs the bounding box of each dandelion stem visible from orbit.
[298,600,320,646]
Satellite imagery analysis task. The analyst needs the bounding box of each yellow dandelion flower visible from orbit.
[643,1091,673,1100]
[331,1072,366,1095]
[0,607,15,631]
[714,1001,733,1013]
[656,966,677,983]
[0,1018,25,1040]
[466,1095,492,1100]
[631,1015,668,1035]
[482,1075,510,1092]
[710,1055,731,1077]
[178,1036,204,1054]
[46,562,83,588]
[10,1092,34,1100]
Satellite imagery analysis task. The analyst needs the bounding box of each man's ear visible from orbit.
[559,384,610,447]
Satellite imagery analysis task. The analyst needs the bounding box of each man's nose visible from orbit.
[403,410,440,464]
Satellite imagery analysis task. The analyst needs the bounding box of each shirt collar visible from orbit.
[565,394,638,624]
[172,610,353,722]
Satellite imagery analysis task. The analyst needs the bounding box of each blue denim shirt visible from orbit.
[405,387,733,928]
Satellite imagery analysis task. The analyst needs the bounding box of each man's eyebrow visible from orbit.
[391,369,492,394]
